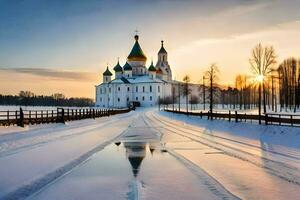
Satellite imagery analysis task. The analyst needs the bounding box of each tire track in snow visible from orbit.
[147,111,300,186]
[156,112,300,161]
[141,113,241,200]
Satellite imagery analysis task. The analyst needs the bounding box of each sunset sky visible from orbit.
[0,0,299,98]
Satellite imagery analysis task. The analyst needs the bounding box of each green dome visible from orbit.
[123,62,132,71]
[103,66,113,76]
[127,35,147,61]
[148,61,156,72]
[113,61,123,72]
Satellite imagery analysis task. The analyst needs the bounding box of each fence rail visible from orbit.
[164,109,300,127]
[0,107,131,127]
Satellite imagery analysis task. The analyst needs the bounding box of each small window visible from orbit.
[136,86,138,92]
[150,96,152,101]
[150,85,152,92]
[158,86,160,93]
[118,87,120,91]
[143,86,145,92]
[109,88,111,93]
[127,97,129,101]
[127,87,130,91]
[100,88,102,94]
[142,96,145,101]
[118,98,120,102]
[100,97,102,102]
[136,97,138,100]
[108,97,110,101]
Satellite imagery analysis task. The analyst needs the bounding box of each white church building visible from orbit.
[95,34,174,108]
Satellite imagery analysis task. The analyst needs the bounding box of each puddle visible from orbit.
[31,136,225,200]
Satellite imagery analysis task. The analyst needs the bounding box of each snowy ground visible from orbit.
[165,104,300,115]
[0,108,299,200]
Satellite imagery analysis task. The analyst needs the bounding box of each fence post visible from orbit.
[41,110,43,123]
[52,110,54,122]
[279,114,281,125]
[229,110,231,122]
[7,111,9,124]
[29,110,31,124]
[17,107,24,127]
[200,111,202,119]
[291,115,293,126]
[265,114,268,125]
[235,111,238,123]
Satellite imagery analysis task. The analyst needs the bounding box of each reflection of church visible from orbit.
[124,142,146,177]
[95,34,173,107]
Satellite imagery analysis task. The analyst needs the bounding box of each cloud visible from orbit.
[0,67,97,82]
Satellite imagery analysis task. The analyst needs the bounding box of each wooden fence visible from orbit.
[0,107,131,127]
[164,109,300,127]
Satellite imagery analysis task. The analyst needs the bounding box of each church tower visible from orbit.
[113,59,123,79]
[127,34,147,76]
[103,66,112,83]
[156,40,172,81]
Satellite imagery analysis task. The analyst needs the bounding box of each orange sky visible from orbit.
[1,0,299,99]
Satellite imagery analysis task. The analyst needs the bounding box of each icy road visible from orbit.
[0,108,299,200]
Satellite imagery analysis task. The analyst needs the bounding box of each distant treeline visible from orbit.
[0,91,95,107]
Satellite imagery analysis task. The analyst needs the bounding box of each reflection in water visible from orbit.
[124,142,146,177]
[114,142,121,146]
[149,143,157,155]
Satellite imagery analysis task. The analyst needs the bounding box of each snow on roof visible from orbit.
[109,75,165,84]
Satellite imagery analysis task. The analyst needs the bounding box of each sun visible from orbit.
[255,75,264,83]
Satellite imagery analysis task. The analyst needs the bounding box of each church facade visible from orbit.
[95,34,174,108]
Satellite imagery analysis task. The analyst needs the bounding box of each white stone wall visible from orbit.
[95,81,172,108]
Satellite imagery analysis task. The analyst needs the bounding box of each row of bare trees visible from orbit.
[160,43,299,124]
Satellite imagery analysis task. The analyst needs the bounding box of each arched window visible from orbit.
[150,85,152,92]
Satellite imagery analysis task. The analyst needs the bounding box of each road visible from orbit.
[0,108,299,200]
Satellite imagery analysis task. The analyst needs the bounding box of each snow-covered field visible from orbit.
[0,108,299,200]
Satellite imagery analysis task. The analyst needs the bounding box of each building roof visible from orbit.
[148,61,156,72]
[127,35,147,61]
[123,62,132,71]
[113,61,123,72]
[158,40,167,54]
[156,68,163,74]
[103,66,113,76]
[110,75,165,84]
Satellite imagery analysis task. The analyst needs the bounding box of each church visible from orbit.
[95,34,174,108]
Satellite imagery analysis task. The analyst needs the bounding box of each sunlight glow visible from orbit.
[255,75,264,83]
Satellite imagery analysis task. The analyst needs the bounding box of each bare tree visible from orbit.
[205,64,219,120]
[249,43,276,123]
[183,75,191,114]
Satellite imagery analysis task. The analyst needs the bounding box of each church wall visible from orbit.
[95,81,173,108]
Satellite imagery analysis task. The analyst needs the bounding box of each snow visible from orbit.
[0,108,299,199]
